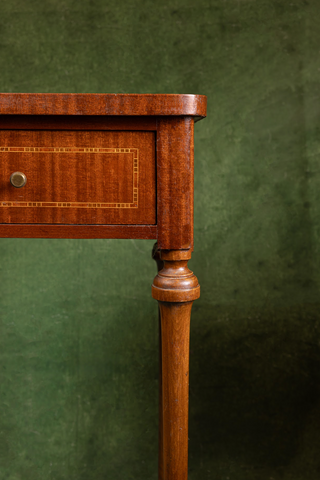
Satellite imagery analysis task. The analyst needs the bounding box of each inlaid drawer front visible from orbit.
[0,130,156,225]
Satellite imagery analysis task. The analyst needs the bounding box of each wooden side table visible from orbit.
[0,93,207,480]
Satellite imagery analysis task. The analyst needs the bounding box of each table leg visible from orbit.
[152,250,200,480]
[152,243,164,480]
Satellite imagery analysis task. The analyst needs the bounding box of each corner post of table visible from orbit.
[154,116,198,479]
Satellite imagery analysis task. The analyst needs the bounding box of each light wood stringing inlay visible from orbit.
[0,146,139,209]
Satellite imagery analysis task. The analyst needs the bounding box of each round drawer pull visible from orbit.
[10,172,27,188]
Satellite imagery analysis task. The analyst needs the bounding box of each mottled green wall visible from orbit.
[0,1,320,479]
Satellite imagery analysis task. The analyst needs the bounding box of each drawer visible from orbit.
[0,130,156,225]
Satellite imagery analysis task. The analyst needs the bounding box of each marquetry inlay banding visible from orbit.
[0,147,139,209]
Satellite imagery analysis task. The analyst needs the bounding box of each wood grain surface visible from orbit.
[0,115,157,131]
[0,224,157,239]
[0,130,156,225]
[157,117,195,250]
[0,93,207,118]
[152,249,200,480]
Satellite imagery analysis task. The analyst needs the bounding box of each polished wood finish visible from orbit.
[0,224,157,239]
[157,118,194,250]
[0,93,206,118]
[152,249,200,480]
[0,94,207,479]
[0,115,157,131]
[0,130,155,225]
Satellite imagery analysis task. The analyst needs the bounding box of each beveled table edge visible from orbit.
[0,93,207,118]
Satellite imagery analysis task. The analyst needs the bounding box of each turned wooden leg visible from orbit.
[152,250,200,480]
[152,243,164,480]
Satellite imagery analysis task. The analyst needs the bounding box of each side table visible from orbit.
[0,93,207,480]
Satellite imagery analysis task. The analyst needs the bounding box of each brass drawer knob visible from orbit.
[10,172,27,188]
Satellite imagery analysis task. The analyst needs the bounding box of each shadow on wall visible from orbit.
[189,303,320,478]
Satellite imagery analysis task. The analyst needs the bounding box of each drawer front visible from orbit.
[0,130,156,225]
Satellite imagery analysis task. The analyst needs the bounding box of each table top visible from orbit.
[0,93,207,118]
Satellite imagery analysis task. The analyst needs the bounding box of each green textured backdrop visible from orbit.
[1,1,320,479]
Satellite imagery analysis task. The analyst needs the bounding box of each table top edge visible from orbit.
[0,93,207,118]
